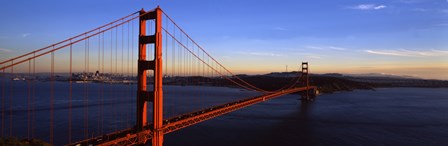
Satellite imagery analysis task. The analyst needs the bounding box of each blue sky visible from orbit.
[0,0,447,79]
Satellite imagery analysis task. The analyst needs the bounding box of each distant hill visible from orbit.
[244,72,448,93]
[343,73,421,79]
[164,71,447,93]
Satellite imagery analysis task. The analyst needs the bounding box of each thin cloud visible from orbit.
[411,8,448,14]
[412,8,428,12]
[237,51,283,57]
[440,9,448,13]
[432,49,448,54]
[396,0,430,4]
[273,27,287,31]
[306,46,347,51]
[295,52,322,59]
[328,46,347,51]
[365,50,410,56]
[0,48,12,56]
[0,48,12,52]
[21,33,31,38]
[427,23,448,28]
[306,46,322,50]
[305,55,321,59]
[365,49,448,57]
[349,4,387,10]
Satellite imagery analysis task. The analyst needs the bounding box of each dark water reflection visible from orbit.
[1,78,448,146]
[165,88,448,146]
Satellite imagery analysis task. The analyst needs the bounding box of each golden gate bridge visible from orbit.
[0,6,317,146]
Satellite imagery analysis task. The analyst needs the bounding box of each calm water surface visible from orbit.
[1,79,448,145]
[166,87,448,146]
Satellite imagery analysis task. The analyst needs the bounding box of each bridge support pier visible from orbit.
[301,88,317,101]
[138,7,164,146]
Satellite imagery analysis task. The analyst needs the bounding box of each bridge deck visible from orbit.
[69,86,316,146]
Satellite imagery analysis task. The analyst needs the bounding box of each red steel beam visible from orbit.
[162,86,316,134]
[136,6,163,146]
[137,8,148,132]
[69,86,316,146]
[152,6,164,146]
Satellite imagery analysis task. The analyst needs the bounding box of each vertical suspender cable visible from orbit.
[50,51,54,145]
[131,20,134,124]
[69,40,72,144]
[120,24,124,130]
[101,31,105,135]
[86,37,90,138]
[114,26,118,131]
[186,38,189,77]
[1,68,4,137]
[126,22,130,128]
[164,17,169,117]
[110,28,113,132]
[171,25,175,116]
[27,60,31,139]
[84,37,88,139]
[32,53,35,138]
[116,25,118,75]
[9,61,13,137]
[172,23,176,78]
[97,29,101,135]
[112,27,119,131]
[121,25,123,74]
[165,16,168,78]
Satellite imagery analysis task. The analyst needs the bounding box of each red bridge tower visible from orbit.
[137,7,164,146]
